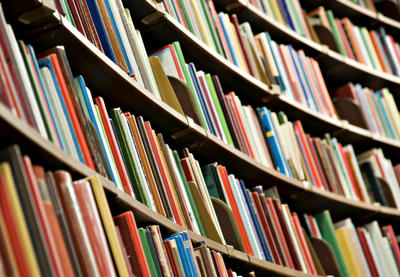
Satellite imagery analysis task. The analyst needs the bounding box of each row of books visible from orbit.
[160,0,337,118]
[348,0,377,11]
[51,0,162,98]
[304,210,400,277]
[308,6,400,76]
[332,83,400,140]
[3,11,400,215]
[0,144,248,277]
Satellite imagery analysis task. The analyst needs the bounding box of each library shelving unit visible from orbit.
[3,0,400,276]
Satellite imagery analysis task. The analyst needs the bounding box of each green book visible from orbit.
[138,228,162,277]
[360,27,381,71]
[177,0,196,35]
[199,0,223,55]
[326,10,348,57]
[369,94,391,137]
[277,111,288,124]
[110,108,149,206]
[172,151,206,236]
[172,42,209,130]
[314,210,350,277]
[18,41,55,144]
[61,0,76,27]
[201,163,227,202]
[286,0,306,37]
[205,74,234,146]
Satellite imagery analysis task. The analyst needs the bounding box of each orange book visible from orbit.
[45,54,95,169]
[23,157,65,277]
[342,18,366,64]
[369,31,389,73]
[217,165,254,255]
[33,166,75,277]
[337,143,361,201]
[114,211,152,277]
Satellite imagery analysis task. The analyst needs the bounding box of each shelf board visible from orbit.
[9,6,400,229]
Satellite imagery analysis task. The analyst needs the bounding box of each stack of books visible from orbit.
[0,145,245,276]
[333,83,400,140]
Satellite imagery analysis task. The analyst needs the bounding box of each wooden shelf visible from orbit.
[0,101,318,276]
[300,0,400,38]
[11,10,400,229]
[213,0,400,94]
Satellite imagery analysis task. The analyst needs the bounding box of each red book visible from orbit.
[382,225,400,270]
[271,199,301,271]
[22,157,65,277]
[226,92,256,159]
[73,180,116,276]
[94,97,134,197]
[265,198,295,269]
[171,0,188,29]
[216,165,253,256]
[47,54,95,169]
[0,174,30,276]
[369,31,389,73]
[0,47,19,117]
[114,226,135,276]
[306,134,329,191]
[310,59,337,118]
[114,211,151,277]
[337,143,361,200]
[252,192,282,265]
[294,121,324,189]
[164,240,180,277]
[278,45,302,103]
[230,14,254,76]
[65,0,87,37]
[356,227,380,277]
[335,19,355,60]
[33,166,75,277]
[150,45,185,81]
[144,121,184,226]
[292,213,317,275]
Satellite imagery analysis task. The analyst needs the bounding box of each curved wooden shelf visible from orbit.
[300,0,400,38]
[213,0,400,93]
[13,6,400,229]
[0,101,317,277]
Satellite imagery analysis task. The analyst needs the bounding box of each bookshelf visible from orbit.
[10,4,400,216]
[3,0,400,275]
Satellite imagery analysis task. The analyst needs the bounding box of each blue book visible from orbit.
[85,0,117,64]
[378,27,400,76]
[28,45,66,150]
[218,13,240,67]
[258,107,289,176]
[375,91,396,139]
[287,46,314,111]
[294,51,320,113]
[239,180,272,262]
[165,234,196,277]
[38,58,85,164]
[74,75,121,186]
[102,0,134,75]
[187,63,216,135]
[263,32,286,91]
[179,232,198,276]
[279,0,296,31]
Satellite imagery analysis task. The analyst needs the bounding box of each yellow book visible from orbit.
[189,0,214,49]
[335,227,364,277]
[87,175,130,277]
[261,0,275,19]
[0,162,41,277]
[268,0,284,24]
